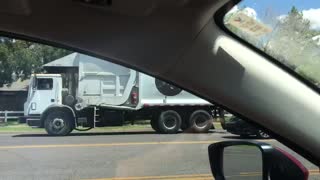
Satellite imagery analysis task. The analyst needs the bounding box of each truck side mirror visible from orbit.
[208,141,309,180]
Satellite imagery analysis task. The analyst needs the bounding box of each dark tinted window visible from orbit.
[37,78,53,90]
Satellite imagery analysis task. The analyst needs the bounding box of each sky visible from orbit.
[233,0,320,30]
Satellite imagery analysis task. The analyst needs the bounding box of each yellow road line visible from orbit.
[85,167,319,180]
[91,177,213,180]
[86,174,212,180]
[240,172,262,175]
[86,169,319,180]
[0,138,276,150]
[258,139,275,142]
[309,169,319,172]
[0,141,219,149]
[309,170,320,175]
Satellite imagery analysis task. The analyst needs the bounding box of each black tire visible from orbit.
[44,110,74,136]
[157,110,182,134]
[256,130,270,139]
[187,110,213,133]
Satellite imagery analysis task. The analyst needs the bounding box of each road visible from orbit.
[0,130,318,180]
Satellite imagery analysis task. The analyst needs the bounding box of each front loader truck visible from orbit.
[23,53,224,135]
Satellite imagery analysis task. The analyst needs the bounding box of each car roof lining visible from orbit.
[0,0,217,77]
[0,0,319,166]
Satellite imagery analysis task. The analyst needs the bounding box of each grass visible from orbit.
[0,121,45,132]
[213,122,222,129]
[0,120,223,133]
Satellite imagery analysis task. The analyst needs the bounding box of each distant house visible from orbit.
[0,79,29,111]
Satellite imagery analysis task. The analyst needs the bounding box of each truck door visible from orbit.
[27,77,62,115]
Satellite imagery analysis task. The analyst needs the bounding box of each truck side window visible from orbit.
[37,78,53,90]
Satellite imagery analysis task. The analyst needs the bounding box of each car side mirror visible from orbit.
[208,141,309,180]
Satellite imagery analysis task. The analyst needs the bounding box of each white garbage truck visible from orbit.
[23,53,224,135]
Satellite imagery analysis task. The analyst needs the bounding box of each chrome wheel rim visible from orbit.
[163,116,177,129]
[52,118,65,130]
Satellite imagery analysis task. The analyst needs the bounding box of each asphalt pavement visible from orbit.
[0,129,318,180]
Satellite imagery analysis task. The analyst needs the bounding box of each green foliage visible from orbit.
[0,39,72,86]
[296,65,320,85]
[0,43,12,86]
[264,6,320,84]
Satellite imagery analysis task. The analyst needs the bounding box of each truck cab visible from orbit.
[24,74,62,127]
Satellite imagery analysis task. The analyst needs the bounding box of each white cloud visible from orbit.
[242,7,258,20]
[302,8,320,30]
[277,14,287,22]
[226,5,258,20]
[228,5,239,15]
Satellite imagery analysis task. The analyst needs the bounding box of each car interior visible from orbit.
[0,0,319,179]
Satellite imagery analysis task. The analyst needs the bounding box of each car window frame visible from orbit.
[213,0,320,166]
[214,0,320,96]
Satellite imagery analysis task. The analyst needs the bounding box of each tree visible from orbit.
[0,39,72,86]
[33,44,71,64]
[0,43,12,86]
[264,6,320,84]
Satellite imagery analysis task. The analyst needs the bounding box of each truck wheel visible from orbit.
[187,110,213,133]
[44,110,74,136]
[157,110,181,134]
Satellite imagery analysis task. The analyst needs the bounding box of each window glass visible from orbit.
[37,78,53,90]
[224,0,320,87]
[0,28,318,179]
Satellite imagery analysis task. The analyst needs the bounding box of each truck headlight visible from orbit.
[31,102,37,110]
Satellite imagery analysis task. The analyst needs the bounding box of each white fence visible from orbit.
[0,111,24,123]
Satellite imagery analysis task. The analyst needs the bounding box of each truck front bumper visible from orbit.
[25,115,41,127]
